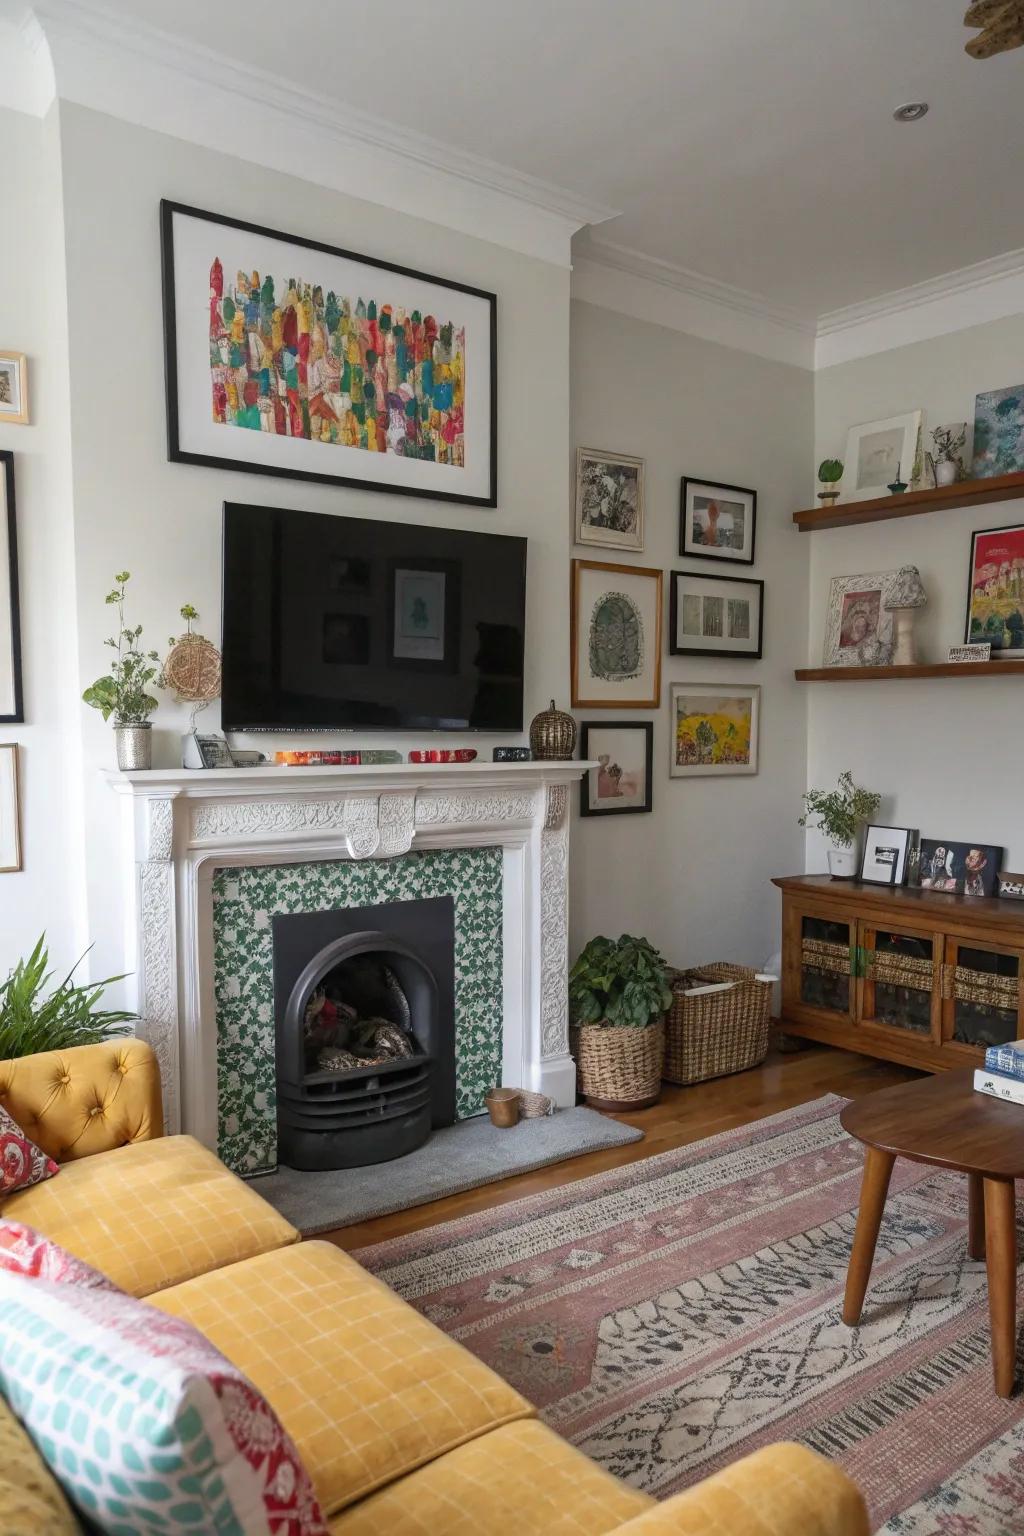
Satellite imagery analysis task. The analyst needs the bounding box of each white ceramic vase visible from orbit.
[935,460,958,488]
[827,843,858,879]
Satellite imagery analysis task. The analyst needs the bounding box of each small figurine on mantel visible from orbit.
[883,566,928,666]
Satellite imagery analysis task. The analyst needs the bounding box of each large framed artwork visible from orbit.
[0,452,23,724]
[570,559,662,709]
[161,201,497,506]
[669,570,764,658]
[579,722,654,816]
[965,523,1024,655]
[670,682,760,778]
[679,477,756,564]
[574,447,645,551]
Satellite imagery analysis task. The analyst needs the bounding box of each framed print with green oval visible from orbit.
[571,558,662,708]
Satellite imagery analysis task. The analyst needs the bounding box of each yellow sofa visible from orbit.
[0,1040,869,1536]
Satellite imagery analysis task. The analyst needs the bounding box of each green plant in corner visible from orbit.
[569,934,673,1029]
[799,770,881,849]
[817,458,844,504]
[0,935,135,1060]
[82,572,162,724]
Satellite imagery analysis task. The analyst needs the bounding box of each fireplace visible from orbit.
[273,897,456,1170]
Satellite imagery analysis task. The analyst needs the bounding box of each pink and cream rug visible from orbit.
[356,1094,1024,1534]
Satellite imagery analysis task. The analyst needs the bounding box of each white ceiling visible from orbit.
[33,0,1024,317]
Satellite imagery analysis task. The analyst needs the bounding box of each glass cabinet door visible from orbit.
[860,926,938,1039]
[943,940,1023,1051]
[797,913,853,1017]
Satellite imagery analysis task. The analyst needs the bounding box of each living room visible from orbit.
[1,2,1023,1532]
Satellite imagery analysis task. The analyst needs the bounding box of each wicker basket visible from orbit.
[571,1018,665,1110]
[663,963,773,1087]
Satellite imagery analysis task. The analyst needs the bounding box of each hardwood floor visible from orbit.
[323,1043,920,1254]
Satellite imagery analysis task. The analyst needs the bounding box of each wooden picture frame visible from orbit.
[161,200,498,507]
[0,743,21,872]
[579,721,654,816]
[679,477,757,564]
[0,452,23,724]
[669,570,764,658]
[570,558,663,709]
[0,353,29,426]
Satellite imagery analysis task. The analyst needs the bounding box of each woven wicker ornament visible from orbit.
[163,632,222,704]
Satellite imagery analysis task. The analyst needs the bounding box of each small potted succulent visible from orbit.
[569,934,673,1109]
[82,572,162,770]
[799,770,881,879]
[817,458,844,505]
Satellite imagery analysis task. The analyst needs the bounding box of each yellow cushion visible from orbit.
[0,1395,81,1535]
[1,1134,298,1296]
[152,1239,533,1517]
[0,1039,163,1162]
[330,1419,653,1535]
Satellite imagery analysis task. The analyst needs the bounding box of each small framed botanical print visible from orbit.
[679,478,756,564]
[575,447,645,552]
[0,353,28,426]
[571,559,662,709]
[579,722,653,816]
[670,682,760,777]
[669,570,763,658]
[0,744,21,872]
[860,825,917,886]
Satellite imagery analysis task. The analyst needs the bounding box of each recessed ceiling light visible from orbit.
[893,101,929,122]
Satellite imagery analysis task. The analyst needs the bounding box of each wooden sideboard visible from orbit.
[773,875,1024,1072]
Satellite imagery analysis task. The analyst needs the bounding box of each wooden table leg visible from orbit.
[983,1176,1017,1398]
[968,1172,986,1260]
[844,1146,896,1326]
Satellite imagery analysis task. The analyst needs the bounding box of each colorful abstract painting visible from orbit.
[966,523,1024,654]
[162,202,497,504]
[972,384,1024,478]
[670,683,760,777]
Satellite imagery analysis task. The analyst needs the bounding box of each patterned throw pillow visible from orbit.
[0,1220,113,1288]
[0,1104,59,1196]
[0,1270,328,1536]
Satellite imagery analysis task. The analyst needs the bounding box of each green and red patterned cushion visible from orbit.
[0,1105,59,1197]
[0,1240,327,1535]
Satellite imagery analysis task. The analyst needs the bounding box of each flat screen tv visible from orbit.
[221,503,527,732]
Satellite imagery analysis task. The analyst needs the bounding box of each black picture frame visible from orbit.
[0,451,23,725]
[679,476,757,565]
[859,824,917,887]
[579,721,654,816]
[161,200,498,507]
[669,570,764,658]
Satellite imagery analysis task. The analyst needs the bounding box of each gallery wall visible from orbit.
[809,313,1024,872]
[569,299,813,969]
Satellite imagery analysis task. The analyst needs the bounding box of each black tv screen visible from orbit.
[221,503,527,732]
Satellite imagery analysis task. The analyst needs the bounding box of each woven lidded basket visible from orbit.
[663,962,772,1087]
[571,1018,665,1110]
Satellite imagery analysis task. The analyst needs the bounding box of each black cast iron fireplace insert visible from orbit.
[273,896,456,1171]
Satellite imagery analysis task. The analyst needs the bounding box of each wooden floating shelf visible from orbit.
[794,469,1024,531]
[795,660,1024,682]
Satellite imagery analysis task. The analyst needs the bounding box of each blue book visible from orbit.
[984,1040,1024,1080]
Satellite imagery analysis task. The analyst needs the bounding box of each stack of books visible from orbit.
[974,1040,1024,1104]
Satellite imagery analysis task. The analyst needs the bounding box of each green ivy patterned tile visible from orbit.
[212,849,503,1174]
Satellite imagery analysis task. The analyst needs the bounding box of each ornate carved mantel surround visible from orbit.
[108,762,593,1146]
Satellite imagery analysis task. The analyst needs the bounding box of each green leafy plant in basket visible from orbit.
[569,934,673,1029]
[0,936,135,1060]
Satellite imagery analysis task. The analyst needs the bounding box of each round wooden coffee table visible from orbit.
[841,1067,1023,1397]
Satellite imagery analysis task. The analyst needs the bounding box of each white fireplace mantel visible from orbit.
[108,760,594,1148]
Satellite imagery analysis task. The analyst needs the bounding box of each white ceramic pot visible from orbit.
[935,460,958,488]
[827,843,858,879]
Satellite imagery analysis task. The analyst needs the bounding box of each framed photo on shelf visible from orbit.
[972,384,1024,479]
[0,743,21,873]
[997,871,1024,900]
[679,478,756,564]
[570,559,663,709]
[161,200,497,506]
[860,825,917,886]
[965,523,1024,656]
[669,682,760,777]
[0,353,28,426]
[0,452,23,724]
[669,570,763,658]
[919,838,1002,898]
[579,722,653,816]
[574,447,645,552]
[823,570,896,666]
[842,411,923,500]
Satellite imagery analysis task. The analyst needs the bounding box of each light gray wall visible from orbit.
[810,317,1024,872]
[569,299,813,970]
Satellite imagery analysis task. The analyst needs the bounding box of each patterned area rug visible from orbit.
[356,1095,1024,1534]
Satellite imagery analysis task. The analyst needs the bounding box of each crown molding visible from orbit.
[0,9,55,117]
[28,0,619,266]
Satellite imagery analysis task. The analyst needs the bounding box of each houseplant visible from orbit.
[569,934,673,1109]
[817,458,844,505]
[799,770,882,879]
[0,935,134,1059]
[82,572,162,770]
[928,423,968,487]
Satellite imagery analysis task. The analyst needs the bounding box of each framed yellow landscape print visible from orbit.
[670,682,760,777]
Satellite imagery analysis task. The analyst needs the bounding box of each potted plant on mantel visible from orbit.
[569,934,673,1110]
[82,572,162,771]
[799,770,881,880]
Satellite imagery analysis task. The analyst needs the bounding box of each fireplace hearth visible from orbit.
[273,897,456,1170]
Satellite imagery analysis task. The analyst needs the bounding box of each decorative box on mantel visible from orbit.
[107,761,595,1154]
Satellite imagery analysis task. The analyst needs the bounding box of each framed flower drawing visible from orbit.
[575,448,645,551]
[570,559,662,709]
